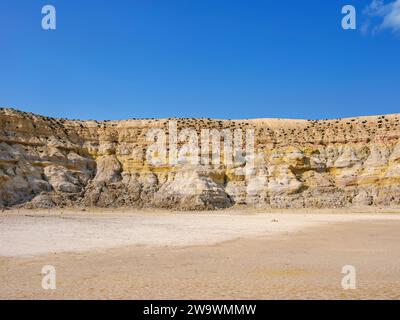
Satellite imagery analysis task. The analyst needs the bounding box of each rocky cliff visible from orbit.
[1,107,400,210]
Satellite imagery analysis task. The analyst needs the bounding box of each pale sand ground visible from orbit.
[1,208,400,299]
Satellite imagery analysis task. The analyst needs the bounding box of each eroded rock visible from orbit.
[1,108,400,210]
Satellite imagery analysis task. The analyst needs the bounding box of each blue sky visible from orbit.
[1,0,399,120]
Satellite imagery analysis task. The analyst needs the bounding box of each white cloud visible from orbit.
[364,0,400,33]
[382,1,400,31]
[364,0,385,15]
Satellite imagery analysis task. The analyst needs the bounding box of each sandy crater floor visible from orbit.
[1,209,400,299]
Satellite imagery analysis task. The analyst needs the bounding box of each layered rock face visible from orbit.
[1,107,400,210]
